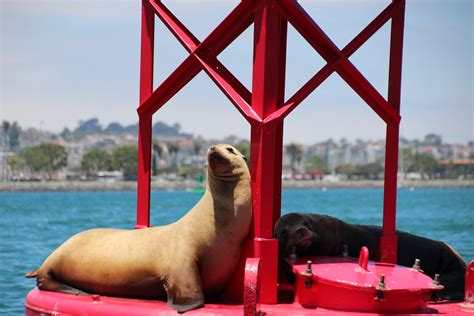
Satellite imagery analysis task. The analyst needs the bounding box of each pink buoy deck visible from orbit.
[25,287,474,315]
[25,254,474,316]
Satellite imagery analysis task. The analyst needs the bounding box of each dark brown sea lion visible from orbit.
[25,144,252,312]
[274,212,467,301]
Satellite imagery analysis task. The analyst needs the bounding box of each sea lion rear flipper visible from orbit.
[166,266,205,313]
[37,272,89,295]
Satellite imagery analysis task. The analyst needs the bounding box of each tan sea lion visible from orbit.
[25,144,252,312]
[274,212,467,301]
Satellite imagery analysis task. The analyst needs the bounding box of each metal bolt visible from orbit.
[302,260,313,288]
[412,258,422,272]
[303,260,313,288]
[342,245,349,257]
[412,259,423,273]
[289,246,297,261]
[430,275,442,302]
[377,274,386,290]
[305,260,313,275]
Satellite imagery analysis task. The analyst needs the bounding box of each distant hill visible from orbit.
[72,118,191,138]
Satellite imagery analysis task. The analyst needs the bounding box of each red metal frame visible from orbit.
[136,0,406,302]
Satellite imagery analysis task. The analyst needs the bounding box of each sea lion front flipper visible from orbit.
[166,265,205,313]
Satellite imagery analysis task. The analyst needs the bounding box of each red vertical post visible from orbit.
[380,0,405,263]
[136,0,154,229]
[250,3,286,304]
[272,17,288,227]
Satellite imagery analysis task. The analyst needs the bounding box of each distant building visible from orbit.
[423,134,442,146]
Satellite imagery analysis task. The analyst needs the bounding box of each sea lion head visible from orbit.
[206,144,248,179]
[274,213,320,258]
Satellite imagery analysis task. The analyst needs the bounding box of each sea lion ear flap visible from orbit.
[241,155,248,162]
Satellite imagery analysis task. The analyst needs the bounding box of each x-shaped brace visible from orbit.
[137,0,402,130]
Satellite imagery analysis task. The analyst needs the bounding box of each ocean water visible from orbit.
[1,188,473,314]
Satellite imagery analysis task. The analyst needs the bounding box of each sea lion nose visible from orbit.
[209,151,223,168]
[210,146,216,151]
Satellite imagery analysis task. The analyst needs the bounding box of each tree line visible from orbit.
[6,140,205,181]
[7,143,138,180]
[5,141,472,181]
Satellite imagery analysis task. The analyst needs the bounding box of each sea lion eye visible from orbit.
[226,147,235,154]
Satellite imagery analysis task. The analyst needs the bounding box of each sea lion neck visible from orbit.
[205,172,240,205]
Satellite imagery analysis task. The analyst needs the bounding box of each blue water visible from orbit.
[1,188,473,314]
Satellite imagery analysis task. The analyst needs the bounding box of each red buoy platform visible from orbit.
[24,256,474,315]
[25,287,474,315]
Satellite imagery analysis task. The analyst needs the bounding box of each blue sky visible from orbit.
[1,0,472,144]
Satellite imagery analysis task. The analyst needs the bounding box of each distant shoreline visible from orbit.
[1,179,473,192]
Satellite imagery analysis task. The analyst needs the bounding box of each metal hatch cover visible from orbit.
[290,253,442,313]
